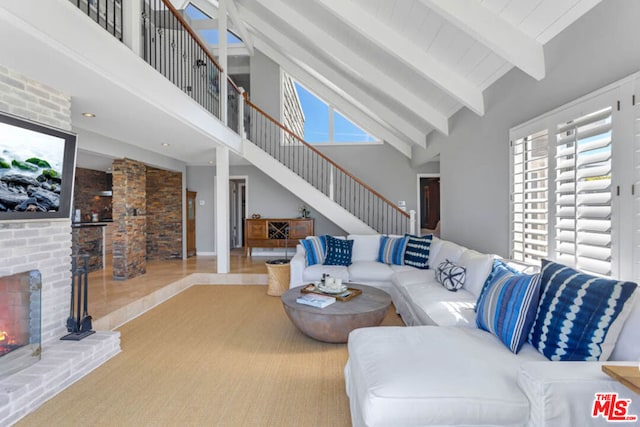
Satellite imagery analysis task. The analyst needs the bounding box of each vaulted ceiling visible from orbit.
[180,0,601,160]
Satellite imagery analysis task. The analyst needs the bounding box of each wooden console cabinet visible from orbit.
[244,218,314,256]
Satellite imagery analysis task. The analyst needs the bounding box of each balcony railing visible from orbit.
[70,0,123,41]
[141,0,222,120]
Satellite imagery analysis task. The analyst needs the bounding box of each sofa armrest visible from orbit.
[518,360,640,426]
[289,244,306,288]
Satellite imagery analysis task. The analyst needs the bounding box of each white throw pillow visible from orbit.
[348,234,381,262]
[429,240,465,271]
[457,250,495,298]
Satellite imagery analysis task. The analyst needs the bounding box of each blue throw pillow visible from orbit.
[475,259,521,312]
[323,235,354,266]
[476,271,541,353]
[403,234,433,269]
[300,236,326,266]
[377,235,407,265]
[528,260,638,361]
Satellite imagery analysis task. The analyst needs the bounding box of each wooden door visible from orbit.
[186,190,197,257]
[420,178,441,229]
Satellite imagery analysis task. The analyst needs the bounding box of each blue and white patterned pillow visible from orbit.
[300,236,327,266]
[476,271,541,353]
[403,234,433,269]
[323,235,354,266]
[475,259,521,312]
[528,259,638,361]
[377,235,407,265]
[435,260,466,291]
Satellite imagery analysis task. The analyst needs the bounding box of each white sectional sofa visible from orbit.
[290,234,498,327]
[289,233,640,426]
[340,237,640,427]
[289,234,421,294]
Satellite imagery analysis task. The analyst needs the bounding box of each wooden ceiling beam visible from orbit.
[419,0,546,80]
[257,0,449,136]
[319,0,484,117]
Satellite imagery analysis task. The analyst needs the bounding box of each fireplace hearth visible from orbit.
[0,270,42,381]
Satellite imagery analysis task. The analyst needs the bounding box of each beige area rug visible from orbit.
[18,285,404,427]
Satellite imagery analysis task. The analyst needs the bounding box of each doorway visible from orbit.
[186,190,197,257]
[417,175,440,233]
[229,177,247,249]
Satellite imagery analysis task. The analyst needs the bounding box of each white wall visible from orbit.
[316,143,439,214]
[186,165,215,253]
[187,164,345,254]
[249,50,281,119]
[432,1,640,257]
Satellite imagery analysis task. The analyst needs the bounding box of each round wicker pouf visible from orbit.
[266,260,291,296]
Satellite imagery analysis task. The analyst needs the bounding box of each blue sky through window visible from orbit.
[294,82,375,144]
[295,83,329,143]
[185,4,242,44]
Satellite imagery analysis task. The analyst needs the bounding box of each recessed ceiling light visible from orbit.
[208,160,214,164]
[161,143,170,147]
[82,112,96,118]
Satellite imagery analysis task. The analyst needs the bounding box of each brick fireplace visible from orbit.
[0,67,121,426]
[0,271,41,380]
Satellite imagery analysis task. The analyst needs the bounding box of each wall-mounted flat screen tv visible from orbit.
[0,112,77,220]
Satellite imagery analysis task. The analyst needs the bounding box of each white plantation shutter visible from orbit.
[633,88,640,282]
[511,130,549,263]
[554,107,613,276]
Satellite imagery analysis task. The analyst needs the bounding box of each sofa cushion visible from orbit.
[302,264,349,283]
[346,326,547,427]
[377,235,407,265]
[391,269,433,287]
[323,235,354,266]
[609,285,640,361]
[528,260,638,361]
[476,259,522,310]
[347,234,382,262]
[299,235,327,266]
[389,264,419,273]
[402,234,433,269]
[435,260,466,291]
[428,240,465,270]
[476,271,541,353]
[348,261,394,282]
[457,250,495,298]
[395,280,478,326]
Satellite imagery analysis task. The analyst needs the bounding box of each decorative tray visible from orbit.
[301,284,362,301]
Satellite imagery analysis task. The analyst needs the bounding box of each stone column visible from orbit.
[112,159,147,280]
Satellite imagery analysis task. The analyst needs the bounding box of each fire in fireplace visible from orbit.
[0,270,42,380]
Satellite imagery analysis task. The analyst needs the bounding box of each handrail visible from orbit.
[159,0,223,72]
[136,0,410,233]
[243,95,410,219]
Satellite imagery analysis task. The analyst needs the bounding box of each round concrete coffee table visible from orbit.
[281,284,391,343]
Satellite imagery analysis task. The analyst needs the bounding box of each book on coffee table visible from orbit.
[296,293,336,308]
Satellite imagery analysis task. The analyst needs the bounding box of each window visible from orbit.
[554,107,613,276]
[509,71,640,280]
[511,129,549,265]
[293,81,378,144]
[185,3,243,44]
